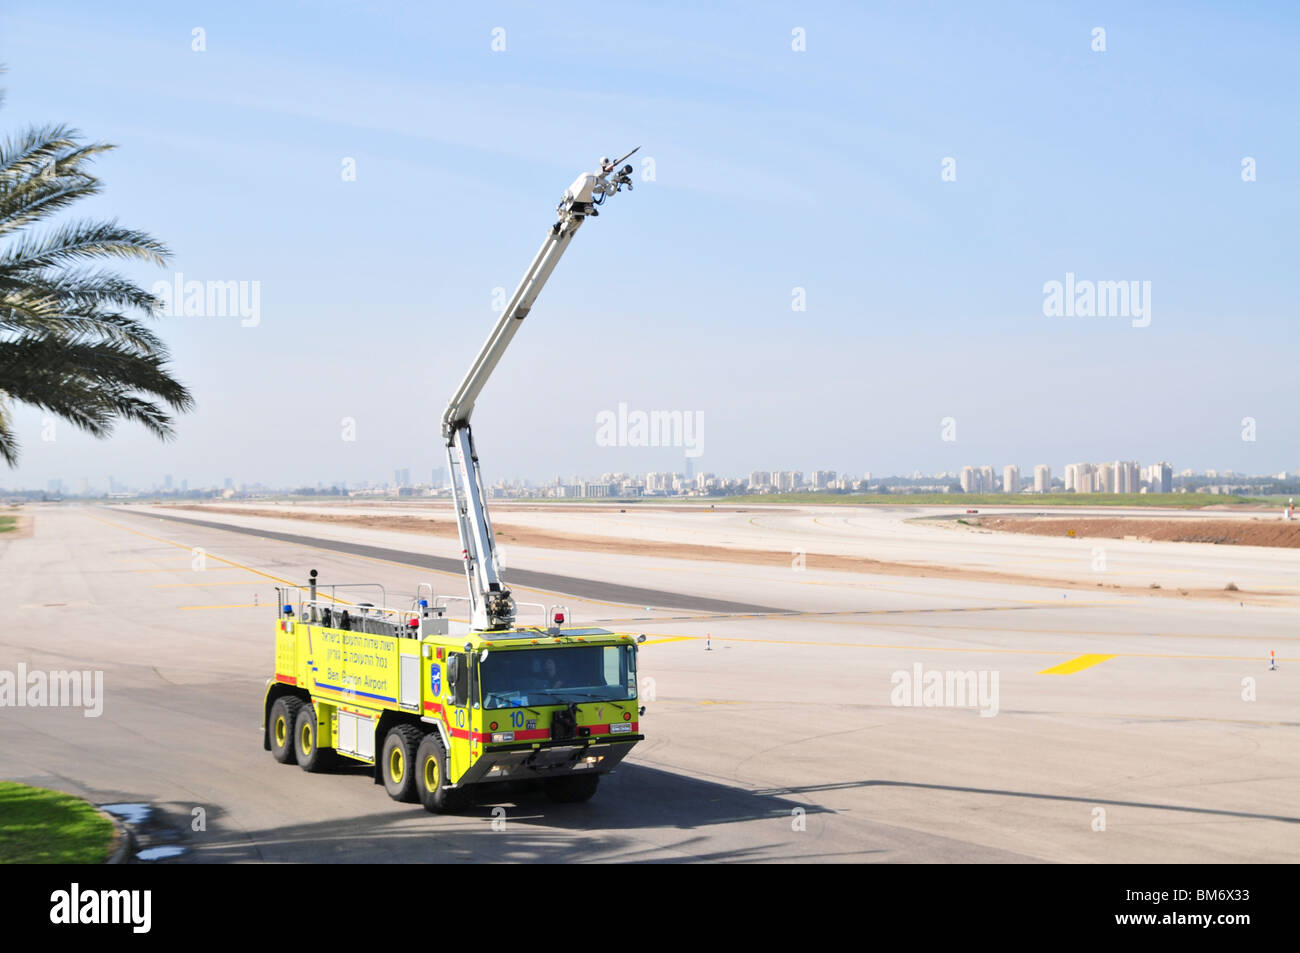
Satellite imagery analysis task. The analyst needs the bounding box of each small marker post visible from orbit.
[706,632,711,651]
[1269,650,1277,671]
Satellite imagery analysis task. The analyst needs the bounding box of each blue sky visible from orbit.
[1,1,1297,489]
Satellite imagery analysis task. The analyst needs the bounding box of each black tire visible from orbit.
[294,704,334,773]
[381,724,423,802]
[544,773,600,803]
[269,696,303,764]
[414,732,464,813]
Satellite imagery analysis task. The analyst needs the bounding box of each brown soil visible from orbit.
[975,516,1300,548]
[154,503,1280,604]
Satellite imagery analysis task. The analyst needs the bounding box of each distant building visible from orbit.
[1116,461,1140,494]
[1095,462,1113,493]
[1003,465,1020,494]
[960,466,982,493]
[1149,461,1172,493]
[1034,465,1051,494]
[979,466,996,493]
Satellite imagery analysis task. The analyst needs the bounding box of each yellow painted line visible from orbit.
[640,636,695,645]
[1038,653,1116,675]
[154,580,271,588]
[131,567,243,573]
[112,510,659,613]
[95,517,354,605]
[631,632,1293,663]
[180,603,272,610]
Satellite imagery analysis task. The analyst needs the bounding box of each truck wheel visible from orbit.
[545,773,600,803]
[382,725,423,802]
[414,733,462,813]
[269,696,303,764]
[294,704,334,772]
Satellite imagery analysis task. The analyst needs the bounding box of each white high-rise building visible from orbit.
[1097,462,1115,493]
[1116,461,1140,494]
[1034,464,1051,493]
[979,466,996,493]
[1148,461,1172,493]
[1003,465,1020,494]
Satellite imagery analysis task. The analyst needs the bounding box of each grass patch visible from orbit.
[0,516,16,533]
[0,782,116,864]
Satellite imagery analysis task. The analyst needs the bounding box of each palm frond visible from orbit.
[0,336,194,442]
[0,391,16,466]
[0,93,192,467]
[0,219,170,271]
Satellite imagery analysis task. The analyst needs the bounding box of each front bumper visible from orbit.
[458,736,643,786]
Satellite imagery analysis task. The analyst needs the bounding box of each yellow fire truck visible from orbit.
[263,151,645,810]
[263,575,645,809]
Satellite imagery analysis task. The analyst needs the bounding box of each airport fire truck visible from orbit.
[262,152,645,811]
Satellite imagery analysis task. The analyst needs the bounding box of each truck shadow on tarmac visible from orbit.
[748,778,1300,825]
[184,763,843,863]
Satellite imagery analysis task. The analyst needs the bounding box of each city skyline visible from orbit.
[12,457,1296,499]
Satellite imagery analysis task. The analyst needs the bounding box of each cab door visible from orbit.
[445,652,474,779]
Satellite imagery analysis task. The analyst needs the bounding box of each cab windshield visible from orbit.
[480,645,637,709]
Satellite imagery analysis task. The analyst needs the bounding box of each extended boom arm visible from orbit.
[443,152,637,631]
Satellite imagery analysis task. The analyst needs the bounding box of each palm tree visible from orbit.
[0,85,193,467]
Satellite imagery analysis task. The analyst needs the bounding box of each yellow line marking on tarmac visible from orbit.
[1038,654,1116,675]
[130,567,243,573]
[154,580,271,588]
[180,604,271,610]
[94,516,355,608]
[101,509,710,616]
[635,632,1292,663]
[640,636,695,645]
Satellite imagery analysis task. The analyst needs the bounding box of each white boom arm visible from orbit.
[442,152,637,630]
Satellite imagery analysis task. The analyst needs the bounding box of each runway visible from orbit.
[1,503,1296,862]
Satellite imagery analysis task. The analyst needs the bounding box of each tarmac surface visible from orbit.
[1,503,1296,862]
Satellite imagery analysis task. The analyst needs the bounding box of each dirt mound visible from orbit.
[976,516,1300,548]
